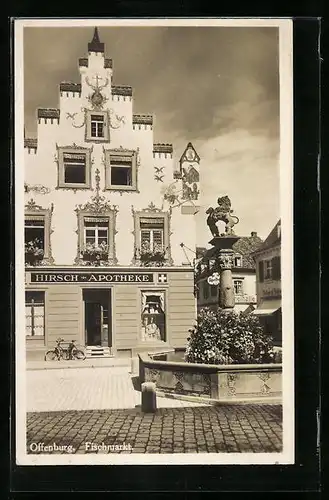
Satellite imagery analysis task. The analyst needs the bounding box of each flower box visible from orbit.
[25,239,44,265]
[80,242,109,266]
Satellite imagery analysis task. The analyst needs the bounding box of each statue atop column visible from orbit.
[206,195,239,237]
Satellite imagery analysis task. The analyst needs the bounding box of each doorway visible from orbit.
[83,289,112,347]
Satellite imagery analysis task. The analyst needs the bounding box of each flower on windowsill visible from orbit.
[81,241,109,265]
[25,238,44,265]
[139,242,167,267]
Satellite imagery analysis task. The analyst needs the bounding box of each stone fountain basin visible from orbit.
[138,352,282,404]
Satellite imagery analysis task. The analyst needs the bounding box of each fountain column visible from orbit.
[205,195,241,312]
[209,236,240,311]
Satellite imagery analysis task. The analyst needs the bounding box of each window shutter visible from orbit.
[272,256,281,280]
[259,261,264,282]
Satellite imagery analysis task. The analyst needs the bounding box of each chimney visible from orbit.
[251,231,257,237]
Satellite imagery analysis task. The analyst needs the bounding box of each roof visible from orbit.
[104,58,113,69]
[232,234,264,268]
[79,57,112,69]
[88,27,104,53]
[60,82,81,93]
[132,114,153,125]
[253,220,281,254]
[37,108,60,119]
[153,143,173,154]
[112,85,133,96]
[24,138,37,149]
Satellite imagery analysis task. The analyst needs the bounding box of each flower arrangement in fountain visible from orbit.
[185,308,277,365]
[81,241,109,266]
[139,241,167,267]
[25,238,44,265]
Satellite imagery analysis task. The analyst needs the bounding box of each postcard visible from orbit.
[15,17,294,465]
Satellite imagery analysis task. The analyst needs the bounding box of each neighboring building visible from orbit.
[251,220,282,345]
[24,28,200,360]
[194,232,263,313]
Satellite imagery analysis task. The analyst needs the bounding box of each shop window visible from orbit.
[25,291,45,337]
[233,279,244,295]
[104,149,137,191]
[57,146,92,189]
[141,291,166,342]
[85,110,110,143]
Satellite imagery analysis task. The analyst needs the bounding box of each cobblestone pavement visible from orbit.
[27,366,207,412]
[26,404,282,454]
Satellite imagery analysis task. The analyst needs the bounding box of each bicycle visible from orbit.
[45,338,86,361]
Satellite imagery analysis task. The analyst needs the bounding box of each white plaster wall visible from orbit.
[24,51,199,268]
[255,247,281,303]
[231,272,256,298]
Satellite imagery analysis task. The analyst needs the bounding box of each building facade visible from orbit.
[24,29,200,361]
[251,220,282,345]
[194,232,263,313]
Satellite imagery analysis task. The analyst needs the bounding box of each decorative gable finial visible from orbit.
[75,169,117,215]
[88,27,105,53]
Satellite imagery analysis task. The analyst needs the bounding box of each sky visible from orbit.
[24,25,281,247]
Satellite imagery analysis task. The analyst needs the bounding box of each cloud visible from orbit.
[195,129,280,245]
[22,25,280,244]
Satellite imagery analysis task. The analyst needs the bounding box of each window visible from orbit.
[85,110,109,143]
[91,114,104,138]
[84,220,109,247]
[25,204,53,265]
[75,212,117,265]
[234,255,242,267]
[63,153,86,184]
[57,146,92,189]
[132,208,172,266]
[233,280,244,295]
[105,149,138,191]
[210,284,218,297]
[141,291,166,342]
[264,259,273,280]
[140,218,164,252]
[25,219,45,252]
[25,291,45,337]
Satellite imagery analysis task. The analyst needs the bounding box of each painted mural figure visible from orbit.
[206,195,239,237]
